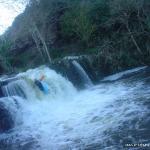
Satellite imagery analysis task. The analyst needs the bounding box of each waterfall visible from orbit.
[102,66,147,81]
[1,66,76,101]
[2,80,27,98]
[72,60,93,87]
[0,66,149,150]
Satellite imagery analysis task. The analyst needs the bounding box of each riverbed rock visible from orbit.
[0,101,14,132]
[0,97,21,133]
[51,55,105,88]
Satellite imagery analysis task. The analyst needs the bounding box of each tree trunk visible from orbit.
[31,30,45,63]
[125,21,142,54]
[33,24,52,63]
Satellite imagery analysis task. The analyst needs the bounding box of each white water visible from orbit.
[72,60,93,87]
[0,66,149,149]
[2,66,76,101]
[102,66,147,81]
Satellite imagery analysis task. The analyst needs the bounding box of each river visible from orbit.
[0,66,150,150]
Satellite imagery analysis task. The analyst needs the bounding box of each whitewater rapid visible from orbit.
[0,66,150,150]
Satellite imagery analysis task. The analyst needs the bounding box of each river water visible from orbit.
[0,66,150,150]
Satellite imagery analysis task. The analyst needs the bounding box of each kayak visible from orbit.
[34,79,49,94]
[41,81,49,94]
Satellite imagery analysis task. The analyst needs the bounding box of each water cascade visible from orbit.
[1,66,76,101]
[2,80,27,98]
[72,60,93,87]
[0,66,149,150]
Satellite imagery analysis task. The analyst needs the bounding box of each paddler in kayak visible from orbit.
[34,75,49,94]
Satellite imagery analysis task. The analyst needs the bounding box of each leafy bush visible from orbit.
[60,1,96,47]
[3,0,150,73]
[0,39,13,72]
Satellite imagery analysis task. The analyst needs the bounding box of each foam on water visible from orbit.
[0,66,149,149]
[102,66,147,81]
[2,66,76,101]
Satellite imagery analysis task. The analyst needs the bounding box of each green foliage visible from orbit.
[60,2,96,47]
[60,0,111,48]
[11,47,45,71]
[89,0,110,24]
[0,39,13,72]
[3,0,150,73]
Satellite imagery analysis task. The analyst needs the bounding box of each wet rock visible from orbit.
[0,101,14,132]
[0,97,20,133]
[51,55,104,88]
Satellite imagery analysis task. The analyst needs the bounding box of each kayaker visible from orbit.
[34,75,49,94]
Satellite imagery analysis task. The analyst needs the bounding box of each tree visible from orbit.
[31,22,52,63]
[61,1,96,47]
[0,38,13,72]
[109,0,145,54]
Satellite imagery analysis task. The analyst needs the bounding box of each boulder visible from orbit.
[0,97,19,133]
